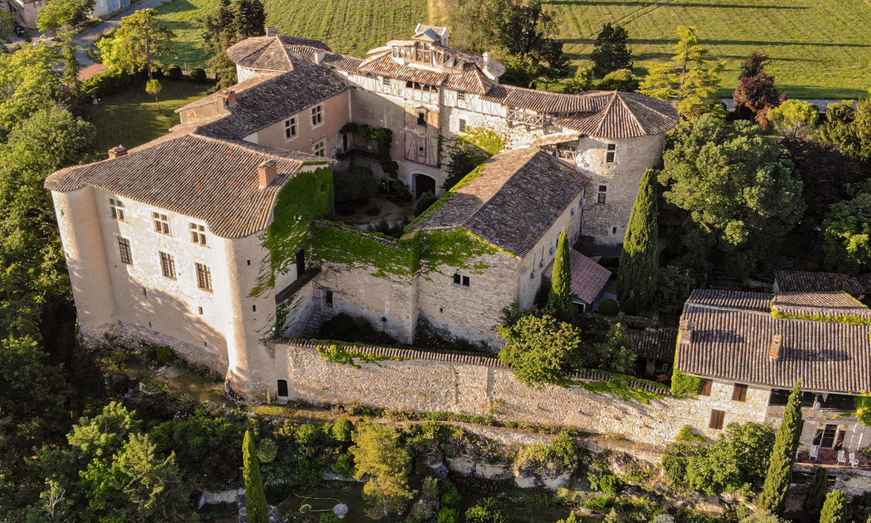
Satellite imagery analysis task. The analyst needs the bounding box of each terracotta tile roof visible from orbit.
[483,85,604,114]
[556,92,679,139]
[776,270,866,298]
[676,289,871,394]
[414,148,587,256]
[547,249,611,304]
[193,65,348,140]
[322,53,363,73]
[226,35,332,72]
[627,328,678,361]
[772,291,871,318]
[45,133,328,239]
[686,289,773,313]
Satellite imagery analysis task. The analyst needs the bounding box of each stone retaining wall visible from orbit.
[271,340,771,448]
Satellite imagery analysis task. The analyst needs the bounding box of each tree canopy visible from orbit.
[0,44,65,134]
[618,168,658,314]
[823,188,871,273]
[590,23,633,79]
[658,114,804,273]
[97,9,174,77]
[37,0,94,33]
[498,313,581,386]
[732,52,782,127]
[640,26,724,119]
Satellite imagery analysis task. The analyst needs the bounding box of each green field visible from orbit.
[86,79,213,152]
[153,0,427,68]
[546,0,871,99]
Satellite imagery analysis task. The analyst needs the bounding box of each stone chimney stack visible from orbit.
[257,160,278,189]
[678,318,693,344]
[108,145,127,159]
[222,90,238,108]
[769,334,784,361]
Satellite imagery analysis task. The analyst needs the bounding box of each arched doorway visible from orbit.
[414,173,437,199]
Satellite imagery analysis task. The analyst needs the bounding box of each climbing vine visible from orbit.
[310,221,419,278]
[252,166,333,296]
[771,305,871,326]
[670,335,703,397]
[856,393,871,426]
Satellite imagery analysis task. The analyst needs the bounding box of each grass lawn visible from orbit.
[153,0,219,68]
[545,0,871,99]
[85,79,214,152]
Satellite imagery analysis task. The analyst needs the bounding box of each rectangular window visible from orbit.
[284,117,297,140]
[458,118,467,132]
[381,76,390,87]
[190,223,207,246]
[709,409,725,430]
[597,185,607,205]
[152,212,170,235]
[453,273,461,285]
[311,105,323,127]
[313,139,326,157]
[159,252,176,279]
[700,379,713,396]
[732,383,749,402]
[195,263,212,292]
[325,290,334,308]
[462,276,470,287]
[417,111,426,126]
[118,237,132,265]
[109,198,125,221]
[606,143,616,163]
[457,91,466,102]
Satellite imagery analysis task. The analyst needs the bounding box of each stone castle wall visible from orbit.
[270,341,772,447]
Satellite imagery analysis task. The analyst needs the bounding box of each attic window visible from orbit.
[606,143,616,163]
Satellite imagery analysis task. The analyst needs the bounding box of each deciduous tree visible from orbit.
[0,44,64,133]
[757,383,803,515]
[97,9,173,78]
[640,26,724,119]
[732,52,782,127]
[818,98,871,162]
[350,422,413,518]
[590,23,633,78]
[618,168,658,314]
[823,189,871,273]
[498,314,581,386]
[768,99,818,138]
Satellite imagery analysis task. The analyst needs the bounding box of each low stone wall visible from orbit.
[272,340,768,448]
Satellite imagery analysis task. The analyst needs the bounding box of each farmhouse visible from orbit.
[675,271,871,464]
[46,25,678,397]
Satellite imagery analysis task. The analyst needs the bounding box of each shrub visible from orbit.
[350,422,413,518]
[498,313,582,386]
[437,508,459,523]
[190,68,208,82]
[465,497,506,523]
[587,460,623,495]
[820,490,849,523]
[257,438,278,464]
[165,65,183,79]
[515,431,581,477]
[598,299,619,316]
[595,68,639,91]
[330,417,354,442]
[685,423,775,496]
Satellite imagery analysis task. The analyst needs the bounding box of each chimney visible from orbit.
[108,145,127,159]
[257,160,277,189]
[222,90,238,108]
[678,318,693,344]
[769,334,784,361]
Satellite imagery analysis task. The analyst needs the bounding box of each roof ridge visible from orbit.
[187,132,306,165]
[591,91,620,135]
[613,91,646,135]
[621,91,678,123]
[232,36,276,68]
[459,147,544,228]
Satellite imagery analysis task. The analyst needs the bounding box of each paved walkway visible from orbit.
[73,0,174,66]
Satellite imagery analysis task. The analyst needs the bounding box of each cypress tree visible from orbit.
[590,23,633,78]
[757,382,803,515]
[243,430,268,523]
[617,168,659,314]
[547,231,575,321]
[802,467,828,520]
[820,490,848,523]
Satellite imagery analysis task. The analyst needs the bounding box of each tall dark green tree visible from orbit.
[618,168,658,313]
[243,430,268,523]
[203,0,265,88]
[757,383,803,515]
[547,231,575,320]
[235,0,265,38]
[590,23,633,78]
[819,490,848,523]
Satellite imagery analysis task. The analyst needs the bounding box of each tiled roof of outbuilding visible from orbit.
[556,91,679,139]
[676,289,871,395]
[775,270,866,298]
[413,148,587,256]
[772,291,871,318]
[45,134,328,239]
[226,35,332,72]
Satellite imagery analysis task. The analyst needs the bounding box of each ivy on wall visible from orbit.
[670,334,703,397]
[857,393,871,426]
[310,221,419,278]
[252,166,333,296]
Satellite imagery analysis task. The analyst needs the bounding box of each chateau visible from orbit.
[47,24,677,398]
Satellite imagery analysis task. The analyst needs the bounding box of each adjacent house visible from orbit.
[8,0,129,29]
[47,25,678,398]
[675,273,871,461]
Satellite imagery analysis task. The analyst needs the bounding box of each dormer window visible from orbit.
[606,143,616,163]
[311,105,323,128]
[284,117,297,140]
